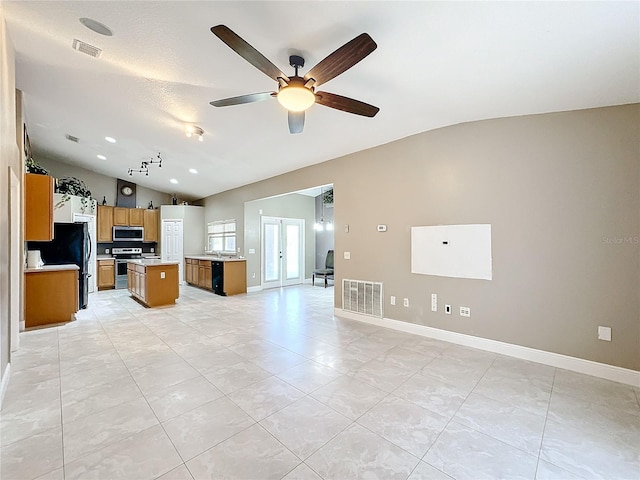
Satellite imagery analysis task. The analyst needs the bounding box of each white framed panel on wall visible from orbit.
[411,224,492,280]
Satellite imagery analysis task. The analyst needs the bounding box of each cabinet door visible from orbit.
[98,260,115,289]
[25,173,54,241]
[113,207,129,226]
[198,264,206,288]
[204,264,212,290]
[97,205,114,242]
[129,208,144,226]
[143,209,158,242]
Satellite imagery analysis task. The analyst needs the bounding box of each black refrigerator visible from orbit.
[28,222,90,309]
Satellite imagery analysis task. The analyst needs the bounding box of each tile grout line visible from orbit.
[533,367,557,479]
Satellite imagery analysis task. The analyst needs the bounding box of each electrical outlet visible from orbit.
[403,298,409,307]
[160,271,165,279]
[344,251,351,260]
[445,304,451,314]
[150,247,154,253]
[598,326,611,341]
[431,294,437,312]
[460,306,471,317]
[390,296,396,306]
[105,248,109,254]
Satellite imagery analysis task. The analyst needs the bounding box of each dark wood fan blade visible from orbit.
[288,111,305,134]
[211,25,289,82]
[315,91,379,117]
[304,33,377,87]
[210,92,275,107]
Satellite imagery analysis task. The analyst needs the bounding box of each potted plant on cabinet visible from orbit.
[55,177,95,214]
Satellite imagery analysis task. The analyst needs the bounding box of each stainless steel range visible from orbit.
[112,247,142,289]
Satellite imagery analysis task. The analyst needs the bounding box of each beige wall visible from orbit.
[35,156,173,209]
[244,194,316,288]
[203,105,639,371]
[0,14,21,389]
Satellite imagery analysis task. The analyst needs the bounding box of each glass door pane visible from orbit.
[263,222,280,283]
[285,223,300,280]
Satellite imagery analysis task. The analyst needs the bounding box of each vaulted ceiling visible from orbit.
[4,1,639,200]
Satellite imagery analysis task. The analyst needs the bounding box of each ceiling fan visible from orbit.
[209,25,380,134]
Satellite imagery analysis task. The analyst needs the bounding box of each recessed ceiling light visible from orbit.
[170,178,178,184]
[189,168,198,174]
[79,18,113,36]
[97,154,106,160]
[105,136,116,143]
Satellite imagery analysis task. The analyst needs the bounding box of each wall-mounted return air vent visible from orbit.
[65,134,79,143]
[72,39,102,58]
[342,279,383,318]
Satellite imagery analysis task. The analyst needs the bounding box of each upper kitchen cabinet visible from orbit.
[129,208,144,227]
[113,207,129,226]
[97,205,113,242]
[25,173,54,241]
[143,209,159,242]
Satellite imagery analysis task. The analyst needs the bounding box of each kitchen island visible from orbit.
[184,255,247,296]
[24,264,79,328]
[127,259,179,307]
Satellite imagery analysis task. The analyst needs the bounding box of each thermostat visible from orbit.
[377,224,387,232]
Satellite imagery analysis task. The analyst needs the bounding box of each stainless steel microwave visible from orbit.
[113,226,144,242]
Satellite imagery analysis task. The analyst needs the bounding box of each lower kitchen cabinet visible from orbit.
[25,266,78,328]
[97,259,115,290]
[212,260,247,296]
[127,261,179,307]
[184,256,246,296]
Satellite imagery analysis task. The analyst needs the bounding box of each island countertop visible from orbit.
[25,264,79,274]
[184,255,246,262]
[127,259,180,266]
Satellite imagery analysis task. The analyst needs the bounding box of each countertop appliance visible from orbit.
[113,226,144,242]
[28,222,91,309]
[112,247,142,289]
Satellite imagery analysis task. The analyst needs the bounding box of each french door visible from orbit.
[261,216,304,289]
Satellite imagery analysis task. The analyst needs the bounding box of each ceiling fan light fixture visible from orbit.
[277,84,315,112]
[186,125,204,141]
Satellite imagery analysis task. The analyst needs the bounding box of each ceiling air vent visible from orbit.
[72,39,102,58]
[65,134,79,143]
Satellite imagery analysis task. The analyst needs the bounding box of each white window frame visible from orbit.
[207,219,236,254]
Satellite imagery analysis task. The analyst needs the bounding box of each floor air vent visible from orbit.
[342,279,383,318]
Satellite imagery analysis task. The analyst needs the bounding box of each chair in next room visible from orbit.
[312,250,334,288]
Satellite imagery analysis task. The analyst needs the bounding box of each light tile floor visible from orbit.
[1,285,639,480]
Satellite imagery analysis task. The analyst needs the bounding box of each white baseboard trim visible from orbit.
[0,363,11,410]
[334,308,640,388]
[247,286,263,293]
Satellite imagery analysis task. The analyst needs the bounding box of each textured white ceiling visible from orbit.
[4,1,639,200]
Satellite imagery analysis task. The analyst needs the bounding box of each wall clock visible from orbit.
[120,185,133,197]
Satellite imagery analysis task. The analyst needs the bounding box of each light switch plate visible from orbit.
[160,271,165,279]
[344,252,351,260]
[598,326,611,341]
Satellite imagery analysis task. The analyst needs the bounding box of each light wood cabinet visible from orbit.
[25,267,78,328]
[25,173,54,241]
[129,208,144,226]
[198,260,212,290]
[113,207,129,226]
[213,260,247,296]
[128,262,179,307]
[143,209,158,242]
[185,258,199,285]
[97,205,113,242]
[184,256,246,296]
[97,259,115,290]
